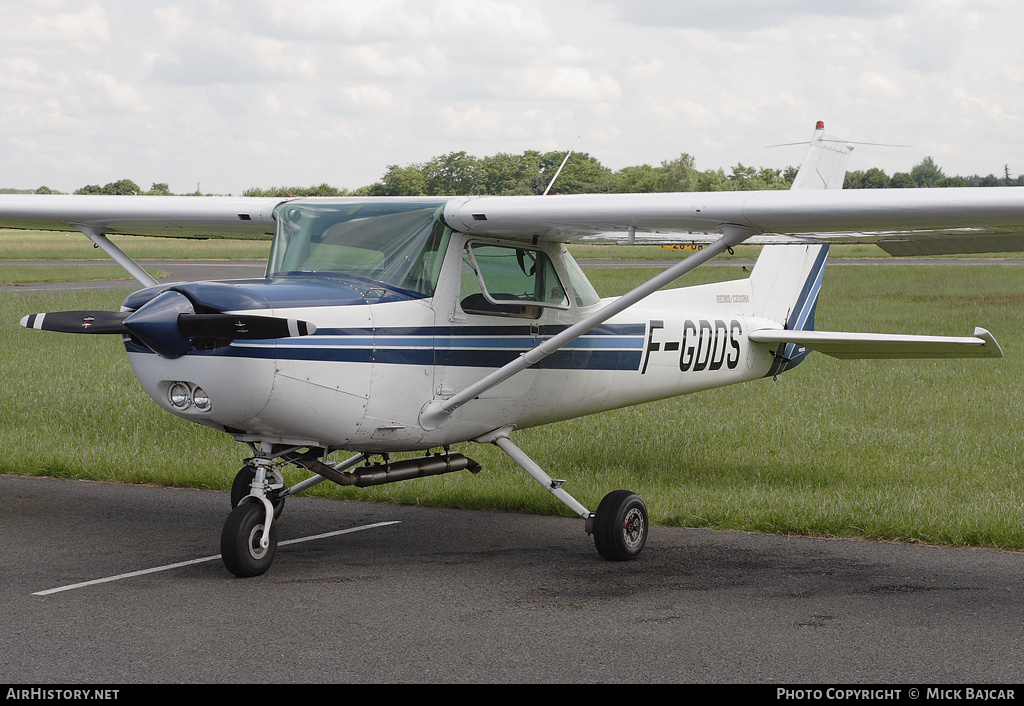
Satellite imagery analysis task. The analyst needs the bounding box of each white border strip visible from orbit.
[33,521,400,596]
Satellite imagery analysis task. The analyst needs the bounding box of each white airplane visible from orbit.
[2,123,1022,577]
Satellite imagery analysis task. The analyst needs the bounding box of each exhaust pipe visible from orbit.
[288,452,481,489]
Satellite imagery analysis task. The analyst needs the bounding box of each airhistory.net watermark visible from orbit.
[6,690,119,701]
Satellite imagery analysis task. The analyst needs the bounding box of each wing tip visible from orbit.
[973,327,1003,358]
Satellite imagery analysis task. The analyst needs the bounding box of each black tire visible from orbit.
[593,490,648,561]
[231,466,285,519]
[221,502,278,577]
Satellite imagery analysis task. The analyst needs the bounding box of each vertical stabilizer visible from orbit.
[789,120,854,191]
[749,122,852,375]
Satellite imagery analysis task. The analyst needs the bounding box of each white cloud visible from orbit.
[337,84,397,110]
[83,71,153,113]
[22,2,110,51]
[340,45,430,78]
[513,67,622,103]
[0,0,1022,193]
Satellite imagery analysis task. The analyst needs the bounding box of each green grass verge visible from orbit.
[0,264,164,284]
[5,228,1022,263]
[0,229,272,260]
[1,265,1022,549]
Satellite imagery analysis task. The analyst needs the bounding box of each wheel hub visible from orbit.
[246,523,269,559]
[622,508,645,550]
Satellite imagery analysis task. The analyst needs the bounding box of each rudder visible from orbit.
[748,122,851,374]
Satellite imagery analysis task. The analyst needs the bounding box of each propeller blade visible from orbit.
[177,313,316,340]
[19,311,128,334]
[20,290,316,359]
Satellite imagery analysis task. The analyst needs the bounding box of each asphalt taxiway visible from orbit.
[3,474,1023,684]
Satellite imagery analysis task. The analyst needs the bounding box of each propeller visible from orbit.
[20,311,129,334]
[20,289,316,358]
[176,313,315,340]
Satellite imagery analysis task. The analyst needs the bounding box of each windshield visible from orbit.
[268,199,451,296]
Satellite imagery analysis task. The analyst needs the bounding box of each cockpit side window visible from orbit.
[560,245,601,307]
[460,243,568,318]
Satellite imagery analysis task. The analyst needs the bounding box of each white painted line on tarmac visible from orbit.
[32,521,401,596]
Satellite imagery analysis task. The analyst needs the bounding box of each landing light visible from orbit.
[168,381,211,411]
[192,387,211,410]
[169,382,190,408]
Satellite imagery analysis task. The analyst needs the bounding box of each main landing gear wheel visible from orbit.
[231,466,285,519]
[592,490,648,561]
[221,502,278,578]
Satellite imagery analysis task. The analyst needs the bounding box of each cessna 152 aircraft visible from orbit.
[2,123,1023,577]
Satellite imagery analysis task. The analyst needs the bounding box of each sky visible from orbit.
[2,0,1022,195]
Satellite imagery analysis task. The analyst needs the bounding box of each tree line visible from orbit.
[243,150,1024,197]
[244,151,797,198]
[1,180,176,196]
[843,157,1024,189]
[10,151,1022,197]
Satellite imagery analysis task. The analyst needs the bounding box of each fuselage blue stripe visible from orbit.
[125,325,647,371]
[258,336,643,350]
[309,323,647,337]
[158,344,642,370]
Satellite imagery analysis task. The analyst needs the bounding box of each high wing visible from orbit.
[0,188,1022,255]
[0,194,287,286]
[441,188,1024,255]
[0,194,282,238]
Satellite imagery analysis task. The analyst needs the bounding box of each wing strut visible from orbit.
[418,224,756,430]
[74,223,159,288]
[478,427,593,520]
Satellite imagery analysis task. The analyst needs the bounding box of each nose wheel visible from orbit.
[222,456,284,577]
[221,501,278,577]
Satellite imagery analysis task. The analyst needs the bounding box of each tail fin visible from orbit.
[749,121,852,374]
[788,120,852,191]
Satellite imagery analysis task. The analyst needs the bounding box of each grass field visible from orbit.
[0,263,164,284]
[5,227,1020,262]
[0,229,273,261]
[1,259,1021,550]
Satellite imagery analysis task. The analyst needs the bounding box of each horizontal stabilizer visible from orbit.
[748,327,1002,359]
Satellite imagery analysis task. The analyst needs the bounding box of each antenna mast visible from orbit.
[543,136,580,195]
